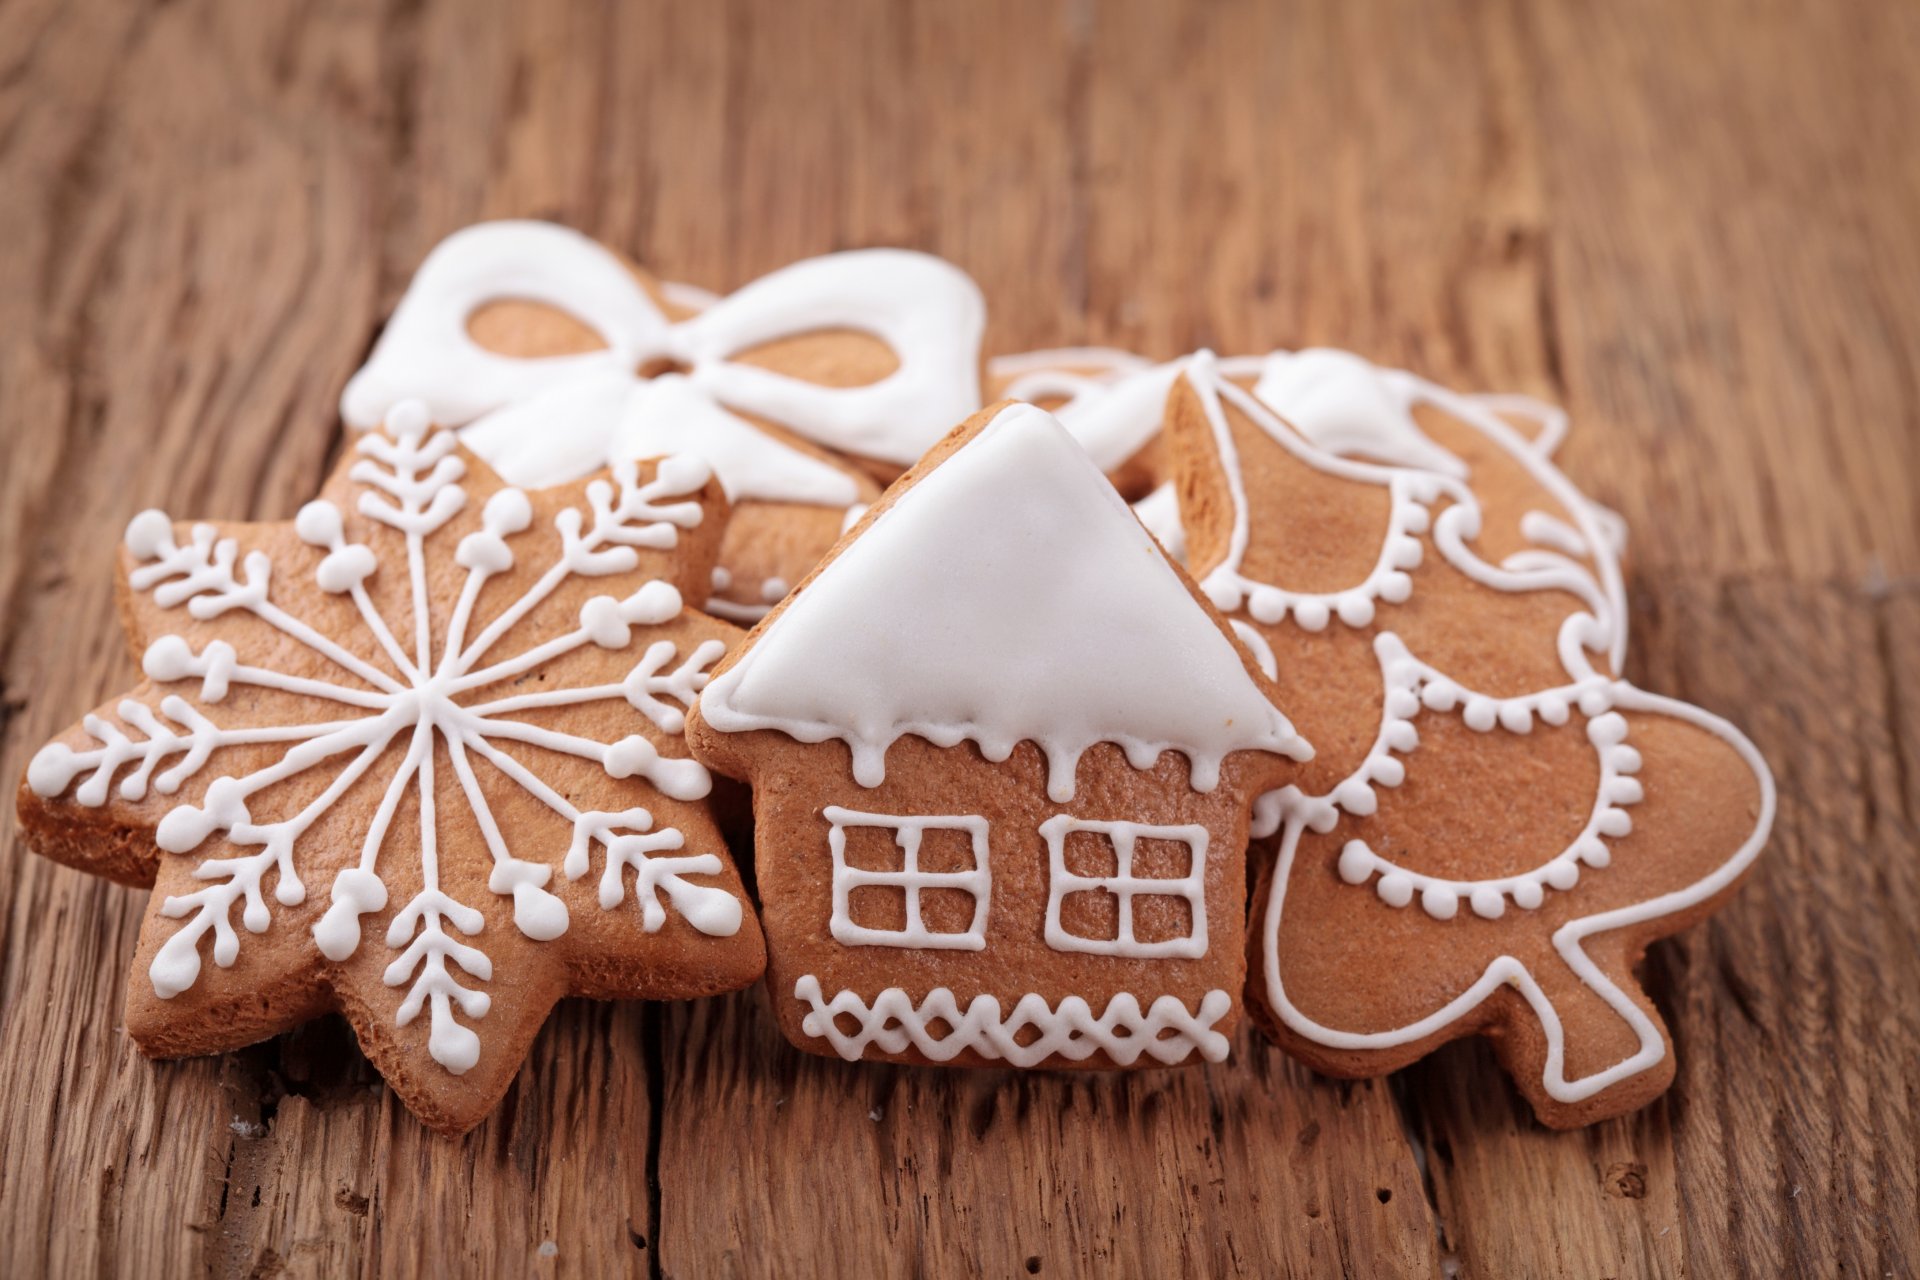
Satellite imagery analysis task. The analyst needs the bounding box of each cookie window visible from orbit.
[825,807,991,950]
[1040,817,1210,959]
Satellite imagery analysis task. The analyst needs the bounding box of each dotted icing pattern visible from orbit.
[1332,705,1644,922]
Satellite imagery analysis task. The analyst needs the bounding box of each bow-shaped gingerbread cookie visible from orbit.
[344,221,986,619]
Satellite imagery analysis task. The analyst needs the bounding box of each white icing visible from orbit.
[673,249,984,465]
[1049,361,1182,473]
[449,368,645,490]
[697,403,1310,802]
[793,976,1232,1066]
[1251,707,1414,842]
[1230,620,1278,681]
[825,807,991,950]
[989,346,1151,388]
[341,221,985,502]
[1252,349,1469,478]
[1039,817,1209,959]
[703,597,772,625]
[611,374,862,507]
[1473,392,1568,458]
[29,405,740,1075]
[1132,483,1187,561]
[996,351,1218,555]
[657,279,720,313]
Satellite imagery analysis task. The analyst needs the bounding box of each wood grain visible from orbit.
[0,0,1913,1276]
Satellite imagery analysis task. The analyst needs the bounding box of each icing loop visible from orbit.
[1333,706,1644,920]
[1186,353,1473,635]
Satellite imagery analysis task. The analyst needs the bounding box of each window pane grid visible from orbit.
[826,806,991,950]
[1041,816,1209,958]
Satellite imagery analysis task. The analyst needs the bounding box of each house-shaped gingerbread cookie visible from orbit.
[687,402,1312,1069]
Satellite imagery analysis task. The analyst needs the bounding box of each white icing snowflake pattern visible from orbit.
[26,403,740,1075]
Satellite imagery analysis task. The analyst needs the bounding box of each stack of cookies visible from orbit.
[16,223,1773,1135]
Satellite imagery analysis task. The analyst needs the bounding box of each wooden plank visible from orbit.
[1076,0,1559,382]
[0,3,389,1276]
[1523,0,1920,580]
[658,991,1438,1277]
[0,0,1916,1276]
[1659,579,1919,1275]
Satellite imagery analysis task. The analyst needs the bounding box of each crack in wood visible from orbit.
[1389,1071,1456,1259]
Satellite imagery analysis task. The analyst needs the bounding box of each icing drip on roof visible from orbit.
[698,403,1312,800]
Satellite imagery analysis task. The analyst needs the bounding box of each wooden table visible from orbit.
[2,1,1914,1275]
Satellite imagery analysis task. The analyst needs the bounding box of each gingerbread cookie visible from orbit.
[687,401,1311,1069]
[343,221,987,621]
[18,402,764,1135]
[1159,352,1773,1126]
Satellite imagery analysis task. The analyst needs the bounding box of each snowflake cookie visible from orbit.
[687,400,1312,1070]
[17,402,764,1135]
[342,221,986,623]
[1159,352,1774,1127]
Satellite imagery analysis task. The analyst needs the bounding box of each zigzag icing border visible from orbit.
[793,976,1232,1067]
